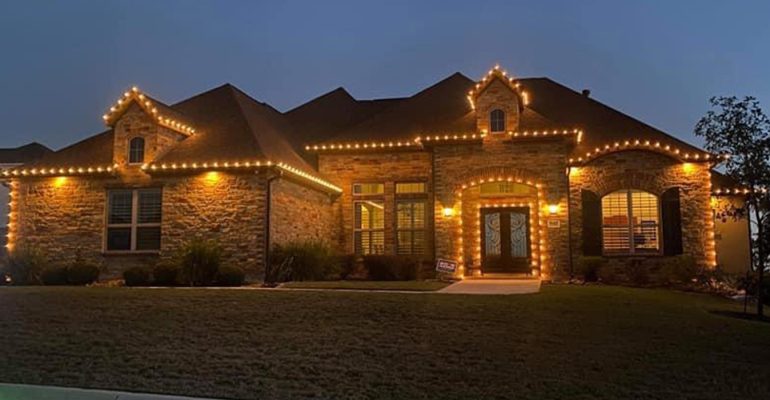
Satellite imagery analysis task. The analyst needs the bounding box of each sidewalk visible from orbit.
[0,383,217,400]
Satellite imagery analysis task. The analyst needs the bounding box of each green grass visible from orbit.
[279,280,450,291]
[0,285,768,400]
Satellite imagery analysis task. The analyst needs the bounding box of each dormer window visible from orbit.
[490,109,506,133]
[128,137,145,164]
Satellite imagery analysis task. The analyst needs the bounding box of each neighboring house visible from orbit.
[0,65,752,280]
[0,143,53,257]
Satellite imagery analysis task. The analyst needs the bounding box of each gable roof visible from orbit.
[24,84,316,175]
[0,142,53,165]
[297,72,706,161]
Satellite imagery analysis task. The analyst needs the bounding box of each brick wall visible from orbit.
[318,151,433,255]
[432,138,572,279]
[569,150,715,274]
[270,177,336,247]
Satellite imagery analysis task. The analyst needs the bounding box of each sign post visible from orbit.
[435,258,458,278]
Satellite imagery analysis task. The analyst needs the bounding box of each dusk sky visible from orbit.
[1,0,768,150]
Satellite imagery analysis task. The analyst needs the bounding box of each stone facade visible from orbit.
[270,177,336,247]
[318,151,433,255]
[569,151,716,273]
[113,104,184,167]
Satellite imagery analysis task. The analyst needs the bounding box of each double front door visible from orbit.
[480,207,531,273]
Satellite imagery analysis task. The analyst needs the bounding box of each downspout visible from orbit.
[263,169,281,285]
[566,166,575,280]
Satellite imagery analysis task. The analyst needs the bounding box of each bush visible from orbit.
[179,239,222,286]
[66,261,100,285]
[578,257,605,282]
[627,260,650,286]
[40,265,68,286]
[363,255,419,281]
[153,260,181,286]
[123,266,152,287]
[216,266,245,287]
[338,254,358,280]
[2,247,46,285]
[269,241,340,282]
[597,263,618,284]
[660,255,697,284]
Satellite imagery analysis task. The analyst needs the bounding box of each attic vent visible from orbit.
[582,89,591,98]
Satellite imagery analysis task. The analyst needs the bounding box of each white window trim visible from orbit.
[104,188,161,254]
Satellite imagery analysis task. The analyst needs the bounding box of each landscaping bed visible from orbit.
[0,285,768,399]
[279,280,451,291]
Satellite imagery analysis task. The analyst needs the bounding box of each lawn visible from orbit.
[0,285,768,400]
[279,280,450,291]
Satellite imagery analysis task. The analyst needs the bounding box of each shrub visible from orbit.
[626,260,650,286]
[597,263,618,284]
[123,266,152,287]
[40,265,68,286]
[66,261,100,285]
[578,256,605,282]
[660,255,697,285]
[2,247,46,285]
[269,241,340,282]
[153,260,181,286]
[363,255,419,281]
[216,266,245,287]
[179,239,222,286]
[338,254,358,280]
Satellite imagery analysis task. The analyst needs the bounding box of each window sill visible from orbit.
[102,251,160,257]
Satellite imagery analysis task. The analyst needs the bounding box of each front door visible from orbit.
[480,207,531,273]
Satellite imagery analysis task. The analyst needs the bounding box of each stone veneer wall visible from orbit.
[269,177,336,248]
[568,150,715,272]
[113,104,184,166]
[713,196,751,274]
[160,171,267,276]
[317,151,433,255]
[432,138,572,279]
[12,170,270,279]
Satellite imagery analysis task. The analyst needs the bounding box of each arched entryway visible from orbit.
[448,168,549,278]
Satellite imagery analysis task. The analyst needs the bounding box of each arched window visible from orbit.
[128,137,145,164]
[601,189,660,254]
[490,109,506,133]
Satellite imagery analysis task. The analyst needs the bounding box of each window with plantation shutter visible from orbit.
[106,188,162,252]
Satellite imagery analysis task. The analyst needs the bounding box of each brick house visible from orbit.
[1,65,751,280]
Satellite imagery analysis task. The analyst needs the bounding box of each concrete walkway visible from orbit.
[438,278,541,294]
[0,383,216,400]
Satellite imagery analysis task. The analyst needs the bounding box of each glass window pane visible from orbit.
[356,201,384,229]
[490,109,506,132]
[396,182,426,193]
[136,226,161,250]
[106,227,131,251]
[370,231,384,254]
[138,189,162,224]
[108,190,133,224]
[480,182,533,196]
[353,183,384,195]
[397,231,413,255]
[129,137,145,164]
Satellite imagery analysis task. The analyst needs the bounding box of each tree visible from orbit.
[695,96,770,316]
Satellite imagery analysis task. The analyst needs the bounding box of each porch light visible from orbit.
[548,204,559,215]
[443,207,455,217]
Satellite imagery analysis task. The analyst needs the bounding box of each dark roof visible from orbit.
[295,73,704,158]
[0,142,53,165]
[26,84,315,173]
[519,78,704,156]
[284,87,402,146]
[711,170,742,189]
